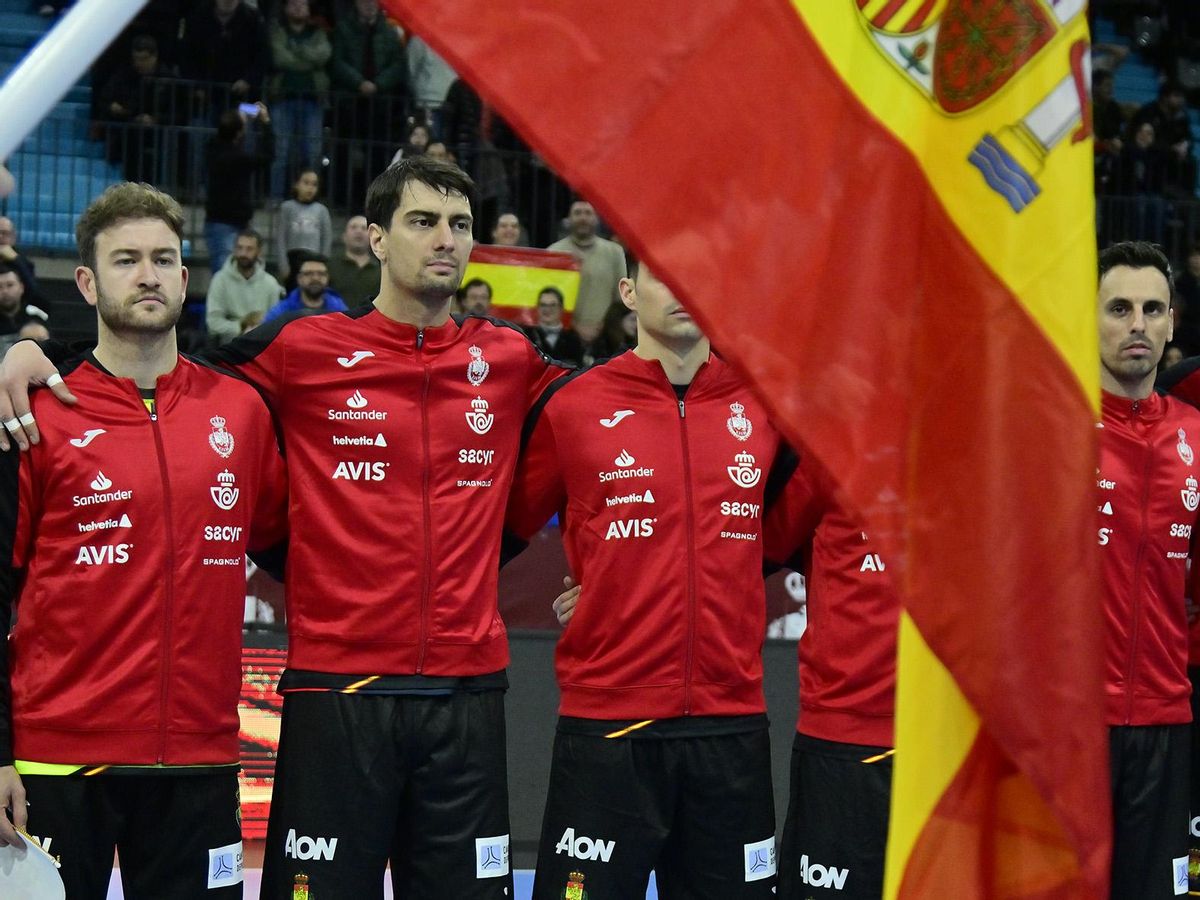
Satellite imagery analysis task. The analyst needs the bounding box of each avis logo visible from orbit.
[799,853,848,890]
[465,396,494,435]
[605,517,656,540]
[556,827,615,862]
[211,470,240,511]
[284,829,337,861]
[332,461,389,481]
[75,543,131,565]
[727,452,761,489]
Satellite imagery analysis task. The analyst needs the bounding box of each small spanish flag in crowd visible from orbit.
[384,0,1109,895]
[462,245,580,326]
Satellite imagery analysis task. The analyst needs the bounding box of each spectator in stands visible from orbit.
[441,77,515,225]
[278,168,332,285]
[331,0,408,205]
[181,0,268,110]
[268,0,331,198]
[491,211,523,246]
[204,104,275,273]
[589,299,638,362]
[206,228,284,344]
[264,253,346,320]
[407,35,456,136]
[327,215,380,306]
[525,286,584,365]
[1115,122,1169,242]
[100,34,173,183]
[0,262,49,349]
[393,122,430,164]
[1173,243,1200,355]
[0,217,38,300]
[1130,81,1197,198]
[1094,70,1125,193]
[548,200,626,342]
[456,277,492,316]
[0,165,12,199]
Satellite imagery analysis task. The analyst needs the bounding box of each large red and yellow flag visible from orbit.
[383,0,1108,894]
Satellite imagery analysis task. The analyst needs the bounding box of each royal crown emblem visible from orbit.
[465,396,494,436]
[727,402,753,441]
[208,415,235,459]
[1183,476,1199,513]
[211,469,240,511]
[467,345,490,387]
[1179,428,1194,466]
[563,871,588,900]
[727,451,762,489]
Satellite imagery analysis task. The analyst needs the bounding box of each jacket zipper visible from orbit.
[1124,400,1151,725]
[148,394,176,763]
[677,397,698,716]
[416,329,433,673]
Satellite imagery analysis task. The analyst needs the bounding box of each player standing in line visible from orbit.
[0,182,287,897]
[1095,240,1200,899]
[506,256,794,899]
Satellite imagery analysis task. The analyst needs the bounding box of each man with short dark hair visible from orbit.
[507,256,791,899]
[457,277,492,316]
[524,286,583,365]
[0,262,48,345]
[0,182,287,898]
[206,229,284,343]
[327,214,381,306]
[264,253,347,320]
[1096,240,1200,899]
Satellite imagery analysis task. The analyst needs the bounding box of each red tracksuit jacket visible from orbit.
[1098,389,1200,726]
[505,350,788,719]
[764,456,898,748]
[0,355,287,766]
[214,309,567,678]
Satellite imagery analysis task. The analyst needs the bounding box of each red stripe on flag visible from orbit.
[901,0,939,32]
[381,1,1109,892]
[872,0,910,28]
[469,245,580,271]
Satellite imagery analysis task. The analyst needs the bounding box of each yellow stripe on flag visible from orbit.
[462,262,580,315]
[884,613,978,897]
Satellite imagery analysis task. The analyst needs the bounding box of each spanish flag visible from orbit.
[463,245,581,326]
[384,0,1108,894]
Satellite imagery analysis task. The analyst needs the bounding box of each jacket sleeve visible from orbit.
[331,24,363,89]
[763,453,829,569]
[523,336,573,410]
[204,276,241,343]
[246,399,289,581]
[504,393,567,555]
[374,32,408,94]
[201,316,293,409]
[0,442,37,766]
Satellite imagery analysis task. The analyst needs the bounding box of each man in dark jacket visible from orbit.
[204,105,275,273]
